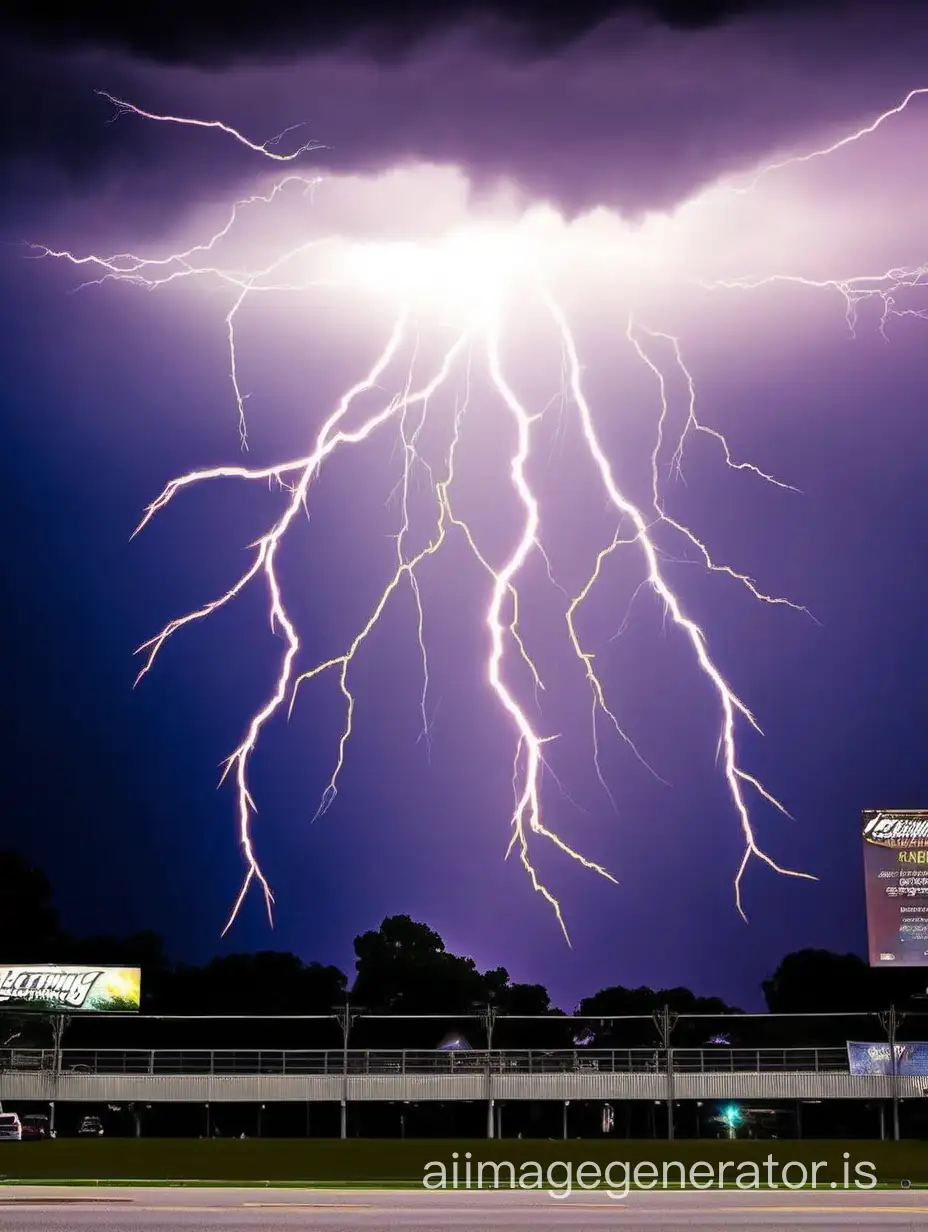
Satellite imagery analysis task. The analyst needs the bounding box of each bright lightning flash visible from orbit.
[38,85,926,939]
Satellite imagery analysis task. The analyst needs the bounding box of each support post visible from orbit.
[52,1017,67,1091]
[483,1005,498,1051]
[52,1016,66,1076]
[483,1005,498,1139]
[333,1001,361,1142]
[881,1006,901,1141]
[654,1005,676,1140]
[891,1006,900,1141]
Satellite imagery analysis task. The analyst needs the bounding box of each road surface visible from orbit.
[1,1186,928,1229]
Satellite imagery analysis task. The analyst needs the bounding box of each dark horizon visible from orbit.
[5,849,926,1023]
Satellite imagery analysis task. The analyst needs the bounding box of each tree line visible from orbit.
[2,849,926,1051]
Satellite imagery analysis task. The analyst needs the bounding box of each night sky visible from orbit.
[1,0,926,1011]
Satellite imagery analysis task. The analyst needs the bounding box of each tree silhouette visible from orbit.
[2,849,920,1051]
[0,849,64,960]
[763,949,879,1014]
[577,984,743,1047]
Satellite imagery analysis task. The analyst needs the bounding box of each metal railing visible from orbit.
[0,1046,852,1077]
[672,1048,847,1073]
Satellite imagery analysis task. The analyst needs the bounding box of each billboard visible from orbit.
[848,1041,928,1076]
[0,966,141,1012]
[862,809,928,966]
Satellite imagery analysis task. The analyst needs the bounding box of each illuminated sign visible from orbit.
[0,966,141,1012]
[862,810,928,966]
[848,1042,928,1076]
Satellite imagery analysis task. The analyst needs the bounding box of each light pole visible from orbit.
[481,1005,498,1139]
[879,1006,901,1141]
[0,1029,18,1120]
[333,1002,363,1140]
[653,1006,677,1140]
[50,1015,70,1136]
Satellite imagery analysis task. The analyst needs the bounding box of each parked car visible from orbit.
[20,1114,52,1140]
[78,1116,104,1136]
[0,1113,22,1142]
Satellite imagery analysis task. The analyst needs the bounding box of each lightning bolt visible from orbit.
[700,267,928,342]
[96,91,325,161]
[538,288,813,920]
[711,86,928,340]
[564,522,670,811]
[735,87,928,193]
[50,83,928,936]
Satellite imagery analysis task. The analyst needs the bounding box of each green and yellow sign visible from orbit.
[0,965,141,1012]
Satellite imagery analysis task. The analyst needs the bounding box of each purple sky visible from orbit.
[1,1,927,1010]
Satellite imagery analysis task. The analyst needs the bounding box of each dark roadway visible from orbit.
[2,1186,928,1230]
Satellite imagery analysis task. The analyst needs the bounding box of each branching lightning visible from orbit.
[734,87,928,194]
[37,83,922,937]
[713,87,928,341]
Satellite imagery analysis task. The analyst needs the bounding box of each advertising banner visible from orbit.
[847,1041,928,1076]
[862,809,928,966]
[0,966,141,1012]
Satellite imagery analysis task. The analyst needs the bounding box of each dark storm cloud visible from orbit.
[2,0,927,233]
[5,0,844,65]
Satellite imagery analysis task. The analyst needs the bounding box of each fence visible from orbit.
[0,1045,853,1075]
